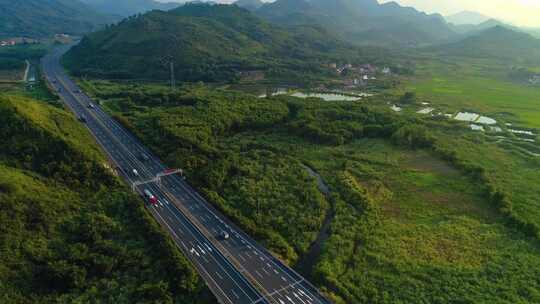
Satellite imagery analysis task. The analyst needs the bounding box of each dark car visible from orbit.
[140,153,150,162]
[78,115,87,123]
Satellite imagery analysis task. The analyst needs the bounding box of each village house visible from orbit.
[238,70,265,81]
[529,75,540,85]
[1,37,38,47]
[0,40,16,47]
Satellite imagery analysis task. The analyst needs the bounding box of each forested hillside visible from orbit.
[255,0,458,47]
[80,0,182,18]
[433,26,540,63]
[0,94,208,303]
[0,0,111,38]
[63,3,362,83]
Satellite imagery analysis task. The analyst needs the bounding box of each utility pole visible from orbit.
[158,33,181,91]
[170,61,175,90]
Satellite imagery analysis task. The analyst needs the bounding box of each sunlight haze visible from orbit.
[380,0,540,27]
[160,0,540,27]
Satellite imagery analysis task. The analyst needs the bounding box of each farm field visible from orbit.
[0,68,24,83]
[395,57,540,128]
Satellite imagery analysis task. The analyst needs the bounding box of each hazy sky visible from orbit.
[160,0,540,28]
[379,0,540,27]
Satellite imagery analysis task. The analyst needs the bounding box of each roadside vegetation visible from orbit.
[79,79,540,303]
[0,44,47,83]
[0,94,210,303]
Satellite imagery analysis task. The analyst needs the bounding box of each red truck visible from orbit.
[143,189,158,205]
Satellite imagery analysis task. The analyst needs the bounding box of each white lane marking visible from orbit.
[172,180,328,304]
[294,292,307,304]
[299,289,313,301]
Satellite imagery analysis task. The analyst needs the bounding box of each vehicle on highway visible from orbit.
[220,231,230,240]
[132,169,139,177]
[88,103,95,109]
[78,115,87,123]
[140,153,150,162]
[52,79,57,83]
[143,189,158,205]
[57,87,62,92]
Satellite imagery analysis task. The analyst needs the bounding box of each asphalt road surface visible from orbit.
[41,45,332,304]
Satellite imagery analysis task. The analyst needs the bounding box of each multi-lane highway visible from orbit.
[41,45,332,304]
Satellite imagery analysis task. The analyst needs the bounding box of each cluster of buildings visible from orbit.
[529,74,540,85]
[0,37,38,47]
[327,62,392,89]
[0,40,16,47]
[54,33,72,44]
[329,63,391,76]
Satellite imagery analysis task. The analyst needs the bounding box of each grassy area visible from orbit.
[394,56,540,128]
[302,139,540,303]
[77,79,540,303]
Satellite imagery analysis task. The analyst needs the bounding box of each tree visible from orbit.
[399,92,417,104]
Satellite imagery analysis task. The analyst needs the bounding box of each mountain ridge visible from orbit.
[0,0,111,38]
[234,0,265,11]
[446,11,491,25]
[432,25,540,63]
[255,0,458,47]
[80,0,183,17]
[64,3,361,82]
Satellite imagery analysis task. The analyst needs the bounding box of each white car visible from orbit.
[220,231,230,240]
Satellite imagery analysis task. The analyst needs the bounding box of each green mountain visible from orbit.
[433,26,540,63]
[0,0,111,38]
[64,3,361,82]
[255,0,458,47]
[0,94,203,302]
[234,0,265,12]
[80,0,182,18]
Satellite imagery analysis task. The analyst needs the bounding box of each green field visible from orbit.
[395,57,540,128]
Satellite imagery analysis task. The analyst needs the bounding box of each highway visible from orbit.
[41,45,332,304]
